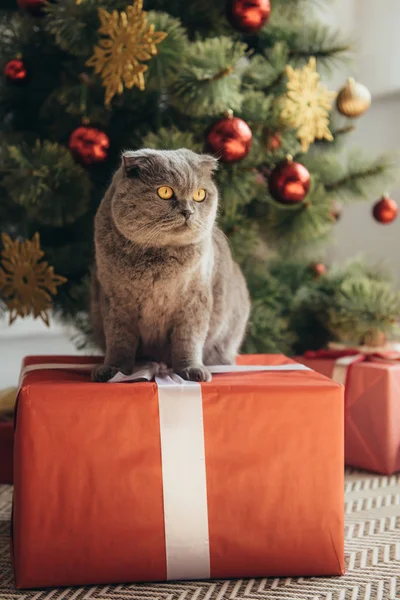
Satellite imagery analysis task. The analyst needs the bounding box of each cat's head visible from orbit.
[111,148,219,247]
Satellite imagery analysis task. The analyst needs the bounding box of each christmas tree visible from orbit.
[0,0,399,354]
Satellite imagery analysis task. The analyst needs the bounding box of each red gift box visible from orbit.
[296,351,400,475]
[12,354,345,589]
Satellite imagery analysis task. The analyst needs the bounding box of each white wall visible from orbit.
[326,0,400,280]
[0,317,82,388]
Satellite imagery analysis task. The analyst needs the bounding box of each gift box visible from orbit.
[296,350,400,475]
[13,354,344,589]
[0,421,13,484]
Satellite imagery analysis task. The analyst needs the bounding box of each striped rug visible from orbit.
[0,470,399,600]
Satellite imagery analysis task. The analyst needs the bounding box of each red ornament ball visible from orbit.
[372,195,398,224]
[268,156,311,204]
[4,59,27,83]
[17,0,45,16]
[228,0,271,33]
[206,114,252,163]
[264,130,282,153]
[69,126,110,165]
[311,263,327,278]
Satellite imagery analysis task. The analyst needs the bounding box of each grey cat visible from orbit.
[91,148,250,382]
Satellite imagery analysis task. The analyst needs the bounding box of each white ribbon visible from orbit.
[108,362,309,384]
[18,359,310,580]
[331,354,363,386]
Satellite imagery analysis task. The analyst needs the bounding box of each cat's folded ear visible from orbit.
[200,154,219,175]
[122,150,154,178]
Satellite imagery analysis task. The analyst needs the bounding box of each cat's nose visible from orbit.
[180,204,194,220]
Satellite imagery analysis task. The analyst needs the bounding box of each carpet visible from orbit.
[0,470,399,600]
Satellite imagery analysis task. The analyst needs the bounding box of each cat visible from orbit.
[91,148,250,382]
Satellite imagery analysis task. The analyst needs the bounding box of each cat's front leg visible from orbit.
[92,313,138,382]
[171,322,211,383]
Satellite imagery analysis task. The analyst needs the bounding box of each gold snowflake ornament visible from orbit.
[86,0,167,106]
[281,57,336,152]
[0,233,67,326]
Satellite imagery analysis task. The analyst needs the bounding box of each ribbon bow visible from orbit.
[304,344,400,386]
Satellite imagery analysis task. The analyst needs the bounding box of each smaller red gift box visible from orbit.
[296,350,400,475]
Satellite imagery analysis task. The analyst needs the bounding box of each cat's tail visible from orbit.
[90,266,106,352]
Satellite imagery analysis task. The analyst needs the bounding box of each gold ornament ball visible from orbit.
[336,78,371,118]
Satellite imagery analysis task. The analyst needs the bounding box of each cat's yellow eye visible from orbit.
[157,186,174,200]
[193,188,206,202]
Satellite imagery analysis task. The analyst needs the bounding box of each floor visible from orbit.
[0,470,399,600]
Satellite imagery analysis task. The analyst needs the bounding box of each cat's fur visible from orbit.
[91,148,250,382]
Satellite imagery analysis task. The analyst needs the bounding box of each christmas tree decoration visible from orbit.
[268,156,311,204]
[69,126,110,165]
[372,195,398,224]
[0,233,67,326]
[4,59,27,83]
[206,111,252,163]
[336,78,371,118]
[311,262,327,278]
[254,169,266,185]
[86,0,167,106]
[16,0,44,16]
[227,0,271,33]
[329,201,342,222]
[281,57,336,152]
[264,130,281,152]
[1,0,399,356]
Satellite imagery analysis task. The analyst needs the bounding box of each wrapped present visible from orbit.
[296,348,400,475]
[13,354,344,589]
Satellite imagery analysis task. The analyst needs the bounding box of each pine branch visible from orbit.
[291,261,400,348]
[324,150,398,201]
[243,43,289,91]
[145,13,188,89]
[44,241,93,280]
[146,0,230,38]
[1,140,91,227]
[331,125,355,137]
[170,37,247,117]
[219,216,260,264]
[243,300,296,354]
[141,126,202,152]
[259,10,350,74]
[260,181,334,251]
[216,165,261,219]
[327,278,400,344]
[242,267,297,354]
[44,0,129,58]
[53,275,91,318]
[40,78,110,125]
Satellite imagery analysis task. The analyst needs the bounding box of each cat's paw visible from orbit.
[91,364,120,382]
[178,365,211,383]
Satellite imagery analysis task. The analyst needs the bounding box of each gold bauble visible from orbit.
[336,78,371,118]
